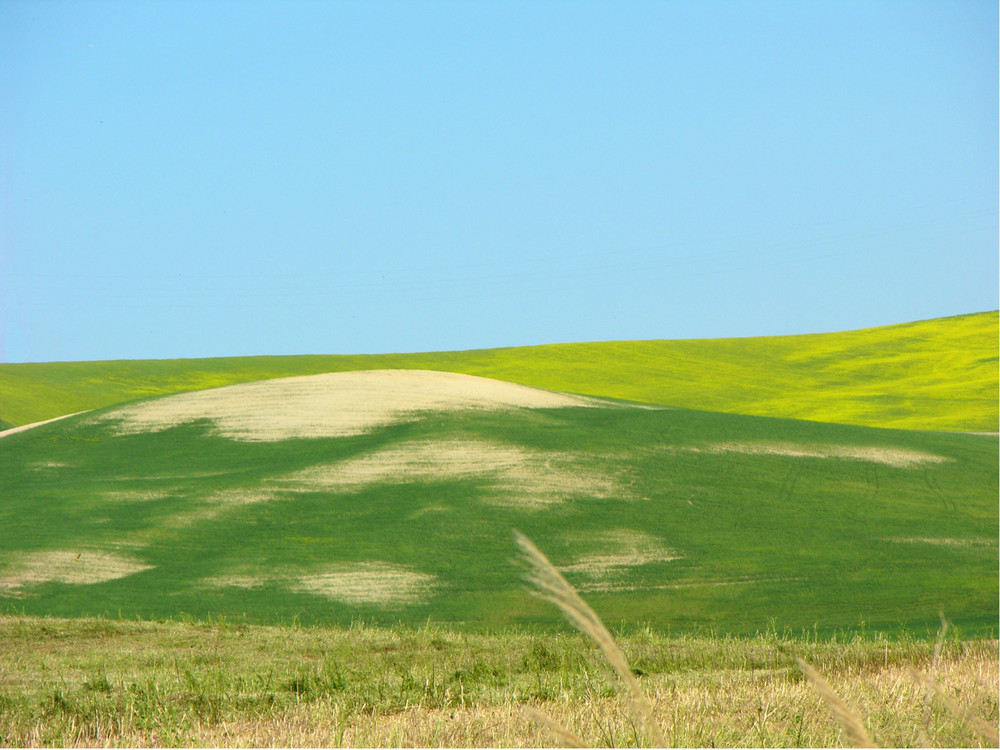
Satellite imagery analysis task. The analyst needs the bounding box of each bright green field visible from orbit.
[1,393,995,636]
[1,311,996,431]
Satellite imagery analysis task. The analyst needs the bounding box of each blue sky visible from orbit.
[1,0,997,363]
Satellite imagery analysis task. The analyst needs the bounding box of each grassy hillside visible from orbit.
[1,375,995,636]
[0,311,996,431]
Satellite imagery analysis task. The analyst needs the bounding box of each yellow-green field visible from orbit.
[1,311,996,431]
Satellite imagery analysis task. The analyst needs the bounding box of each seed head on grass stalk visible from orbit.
[523,706,588,748]
[513,530,665,748]
[911,611,998,746]
[909,666,1000,747]
[796,657,879,748]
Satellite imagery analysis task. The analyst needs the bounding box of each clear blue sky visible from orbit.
[2,0,997,363]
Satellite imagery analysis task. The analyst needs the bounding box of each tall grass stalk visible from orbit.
[796,657,878,748]
[523,706,588,748]
[910,667,1000,746]
[514,530,666,747]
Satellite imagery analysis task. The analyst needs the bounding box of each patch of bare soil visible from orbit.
[95,370,604,441]
[292,562,437,607]
[271,438,621,509]
[580,576,805,593]
[205,562,437,608]
[693,442,948,468]
[0,550,153,593]
[886,536,997,547]
[560,529,680,591]
[102,490,175,503]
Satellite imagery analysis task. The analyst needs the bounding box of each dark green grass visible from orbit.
[1,311,996,430]
[1,401,995,636]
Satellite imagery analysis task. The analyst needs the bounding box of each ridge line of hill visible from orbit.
[0,311,996,431]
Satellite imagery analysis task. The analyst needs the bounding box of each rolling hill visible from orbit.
[0,311,996,431]
[1,369,995,635]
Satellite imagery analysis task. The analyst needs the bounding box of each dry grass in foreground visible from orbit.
[0,609,995,747]
[513,532,997,749]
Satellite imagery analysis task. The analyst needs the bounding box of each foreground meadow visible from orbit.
[0,616,995,747]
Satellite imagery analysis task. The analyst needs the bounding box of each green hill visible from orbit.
[1,371,995,635]
[1,311,996,431]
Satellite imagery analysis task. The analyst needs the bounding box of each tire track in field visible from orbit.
[923,470,956,511]
[778,464,803,503]
[865,464,880,499]
[0,412,88,439]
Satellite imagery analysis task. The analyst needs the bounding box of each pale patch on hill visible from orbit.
[292,563,437,607]
[583,576,805,592]
[561,529,680,591]
[0,550,153,592]
[489,460,620,509]
[151,489,278,530]
[271,438,620,509]
[690,442,948,468]
[110,470,232,482]
[94,370,603,442]
[278,439,527,486]
[887,536,997,547]
[103,489,175,503]
[203,562,438,607]
[206,488,277,506]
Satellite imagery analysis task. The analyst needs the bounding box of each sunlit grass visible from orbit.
[1,393,995,634]
[0,616,995,747]
[1,311,996,430]
[514,532,997,749]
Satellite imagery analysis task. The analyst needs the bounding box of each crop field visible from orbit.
[1,369,996,635]
[0,311,996,431]
[0,313,996,746]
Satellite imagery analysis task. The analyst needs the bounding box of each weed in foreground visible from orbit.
[0,613,996,746]
[795,657,877,748]
[514,530,665,747]
[515,530,999,749]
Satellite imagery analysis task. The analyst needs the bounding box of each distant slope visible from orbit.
[0,311,996,431]
[0,371,995,635]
